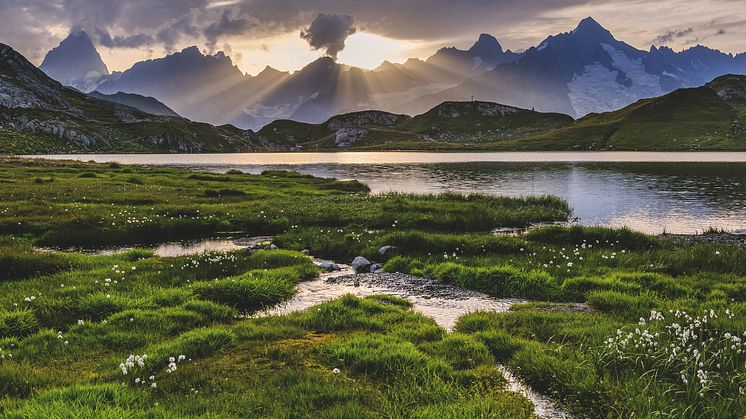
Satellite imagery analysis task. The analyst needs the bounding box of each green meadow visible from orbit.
[0,158,743,418]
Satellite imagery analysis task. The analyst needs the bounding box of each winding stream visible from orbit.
[60,237,571,418]
[258,262,569,419]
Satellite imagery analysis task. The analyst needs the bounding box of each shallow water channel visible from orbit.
[69,237,571,418]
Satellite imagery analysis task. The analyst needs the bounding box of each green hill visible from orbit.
[397,101,573,143]
[257,102,573,150]
[258,76,746,151]
[501,75,746,150]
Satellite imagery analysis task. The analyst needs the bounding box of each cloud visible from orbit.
[652,27,694,45]
[204,9,257,49]
[3,0,746,67]
[155,10,201,50]
[300,13,356,59]
[96,28,154,48]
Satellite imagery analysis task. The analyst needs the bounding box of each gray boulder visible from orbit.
[318,260,341,272]
[378,245,397,256]
[351,256,371,273]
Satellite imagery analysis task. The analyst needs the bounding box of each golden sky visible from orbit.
[4,0,746,75]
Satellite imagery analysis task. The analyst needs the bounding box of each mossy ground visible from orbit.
[0,158,568,248]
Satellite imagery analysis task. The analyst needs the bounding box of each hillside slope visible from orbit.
[505,74,746,150]
[0,44,258,154]
[257,102,573,150]
[88,91,180,117]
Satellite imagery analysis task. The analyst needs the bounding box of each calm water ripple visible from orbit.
[29,153,746,234]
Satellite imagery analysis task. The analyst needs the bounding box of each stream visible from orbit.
[258,262,569,419]
[61,237,571,418]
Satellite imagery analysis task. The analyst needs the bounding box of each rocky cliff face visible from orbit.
[334,127,370,147]
[326,111,410,148]
[0,44,77,112]
[327,111,408,130]
[711,75,746,103]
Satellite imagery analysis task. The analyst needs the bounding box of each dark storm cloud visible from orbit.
[0,0,65,60]
[155,11,200,51]
[652,18,744,48]
[96,28,154,48]
[300,13,356,59]
[204,9,258,49]
[2,0,746,65]
[0,0,601,57]
[62,0,207,31]
[237,0,596,40]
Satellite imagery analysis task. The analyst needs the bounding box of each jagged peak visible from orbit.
[256,65,286,77]
[571,16,615,41]
[41,30,108,71]
[650,45,675,54]
[374,60,400,72]
[180,46,203,56]
[469,33,502,53]
[434,46,459,54]
[165,46,237,65]
[303,56,338,69]
[574,17,603,31]
[404,57,424,65]
[67,30,92,41]
[681,44,732,57]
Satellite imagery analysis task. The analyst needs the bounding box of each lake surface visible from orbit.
[30,152,746,234]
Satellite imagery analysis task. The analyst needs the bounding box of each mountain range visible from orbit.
[2,25,746,153]
[88,91,179,117]
[0,43,257,154]
[36,18,746,131]
[248,75,746,151]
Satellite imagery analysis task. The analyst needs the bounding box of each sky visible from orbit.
[2,0,746,75]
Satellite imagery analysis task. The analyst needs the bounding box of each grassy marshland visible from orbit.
[0,159,744,417]
[0,244,533,417]
[0,158,569,248]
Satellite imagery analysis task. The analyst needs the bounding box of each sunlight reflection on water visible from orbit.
[31,153,746,234]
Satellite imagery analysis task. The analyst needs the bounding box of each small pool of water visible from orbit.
[153,240,243,257]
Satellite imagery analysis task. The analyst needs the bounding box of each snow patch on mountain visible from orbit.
[568,43,663,116]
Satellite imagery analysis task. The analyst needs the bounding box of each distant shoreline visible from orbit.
[16,151,746,165]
